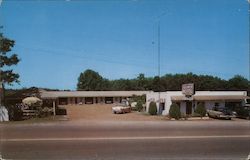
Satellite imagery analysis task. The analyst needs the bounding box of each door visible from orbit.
[159,103,165,114]
[186,101,192,115]
[85,97,93,104]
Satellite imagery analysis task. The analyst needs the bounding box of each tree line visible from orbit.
[77,69,249,92]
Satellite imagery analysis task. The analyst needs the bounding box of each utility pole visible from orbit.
[0,31,3,107]
[156,12,166,114]
[157,19,161,113]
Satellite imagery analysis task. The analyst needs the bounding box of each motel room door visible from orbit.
[186,101,192,115]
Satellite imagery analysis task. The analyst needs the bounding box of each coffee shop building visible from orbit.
[146,91,249,115]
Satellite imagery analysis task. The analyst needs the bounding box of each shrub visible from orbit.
[38,107,52,118]
[236,107,249,118]
[56,107,67,115]
[136,100,143,112]
[195,103,206,118]
[148,101,157,115]
[169,103,181,120]
[7,105,23,121]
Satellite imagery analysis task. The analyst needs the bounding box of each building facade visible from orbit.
[40,90,149,106]
[146,91,249,115]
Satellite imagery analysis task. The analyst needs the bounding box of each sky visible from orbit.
[0,0,249,90]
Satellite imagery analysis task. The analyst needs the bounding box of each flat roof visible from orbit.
[148,91,249,101]
[171,95,250,101]
[40,90,149,99]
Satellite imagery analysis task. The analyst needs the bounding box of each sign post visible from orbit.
[182,83,195,115]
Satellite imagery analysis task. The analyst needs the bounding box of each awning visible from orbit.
[171,95,250,101]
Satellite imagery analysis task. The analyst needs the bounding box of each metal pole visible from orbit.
[0,33,3,107]
[158,20,160,79]
[158,20,161,114]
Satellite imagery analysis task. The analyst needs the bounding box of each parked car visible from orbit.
[207,108,234,120]
[235,106,250,120]
[112,104,131,114]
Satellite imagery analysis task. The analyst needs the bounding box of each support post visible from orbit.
[53,100,56,116]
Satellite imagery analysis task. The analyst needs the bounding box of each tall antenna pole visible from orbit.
[0,28,3,107]
[158,19,161,113]
[156,11,166,114]
[158,20,160,78]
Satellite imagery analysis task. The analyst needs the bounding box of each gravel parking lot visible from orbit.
[63,104,249,122]
[65,104,165,121]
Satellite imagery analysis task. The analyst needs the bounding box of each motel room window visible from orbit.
[80,98,84,102]
[215,102,220,107]
[100,97,103,102]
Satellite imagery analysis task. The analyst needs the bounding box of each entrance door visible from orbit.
[159,103,165,114]
[186,101,192,115]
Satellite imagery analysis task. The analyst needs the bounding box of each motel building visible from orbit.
[146,91,249,115]
[40,89,249,117]
[40,90,148,106]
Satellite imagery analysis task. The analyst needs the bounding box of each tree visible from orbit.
[0,34,20,105]
[195,103,206,118]
[169,103,181,120]
[227,75,249,90]
[136,73,146,90]
[151,76,165,92]
[77,69,104,91]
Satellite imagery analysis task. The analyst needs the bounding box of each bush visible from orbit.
[38,107,53,118]
[56,107,67,115]
[195,103,206,118]
[7,105,23,121]
[136,100,143,112]
[169,103,181,120]
[148,101,157,115]
[236,107,250,118]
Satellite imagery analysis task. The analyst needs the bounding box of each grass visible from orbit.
[0,116,67,125]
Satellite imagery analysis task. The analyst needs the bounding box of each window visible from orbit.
[215,102,220,107]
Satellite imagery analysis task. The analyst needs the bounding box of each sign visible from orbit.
[182,83,195,96]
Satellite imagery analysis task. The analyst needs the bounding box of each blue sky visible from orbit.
[1,0,249,90]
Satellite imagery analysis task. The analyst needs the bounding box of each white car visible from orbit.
[112,104,131,114]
